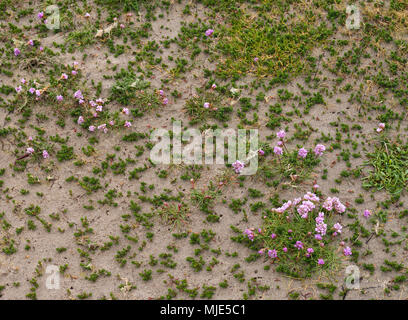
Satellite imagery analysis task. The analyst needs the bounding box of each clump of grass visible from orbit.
[213,8,332,81]
[258,148,321,186]
[156,202,190,230]
[185,88,232,125]
[363,139,408,196]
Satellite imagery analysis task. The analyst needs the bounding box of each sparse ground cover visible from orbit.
[0,0,407,300]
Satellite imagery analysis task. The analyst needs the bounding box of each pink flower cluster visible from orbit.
[322,197,346,213]
[244,229,255,241]
[232,160,245,174]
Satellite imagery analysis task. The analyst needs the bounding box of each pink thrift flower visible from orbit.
[56,95,63,101]
[61,73,68,80]
[15,86,22,93]
[314,144,326,156]
[163,98,169,105]
[72,70,77,75]
[333,223,342,234]
[124,121,132,128]
[232,160,245,174]
[258,149,265,156]
[203,102,210,109]
[38,12,44,19]
[268,249,277,259]
[343,247,352,256]
[21,78,26,84]
[318,259,325,265]
[88,125,95,132]
[14,48,21,56]
[122,108,130,115]
[276,130,286,139]
[273,146,283,155]
[211,83,217,89]
[42,150,49,159]
[363,209,372,218]
[294,241,303,250]
[205,29,214,36]
[26,147,34,154]
[298,147,308,158]
[77,116,84,125]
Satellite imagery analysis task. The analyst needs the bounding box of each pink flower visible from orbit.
[294,241,303,250]
[124,121,132,128]
[88,125,95,132]
[232,160,245,174]
[77,116,84,125]
[120,24,125,29]
[363,209,372,218]
[85,13,91,18]
[96,105,103,112]
[35,90,41,97]
[205,29,214,36]
[74,90,83,100]
[29,88,35,94]
[276,130,286,139]
[97,124,107,131]
[72,70,77,75]
[21,78,26,84]
[38,12,44,19]
[298,147,308,158]
[314,144,326,156]
[122,108,130,115]
[203,102,210,109]
[42,150,49,159]
[56,95,63,101]
[211,83,217,89]
[15,86,22,93]
[343,247,352,256]
[283,247,288,253]
[159,90,165,96]
[333,223,342,234]
[268,249,277,259]
[244,229,255,241]
[273,146,283,155]
[318,259,325,265]
[26,147,35,154]
[163,98,169,105]
[254,57,259,62]
[61,73,68,80]
[258,149,265,156]
[109,120,114,126]
[14,48,21,56]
